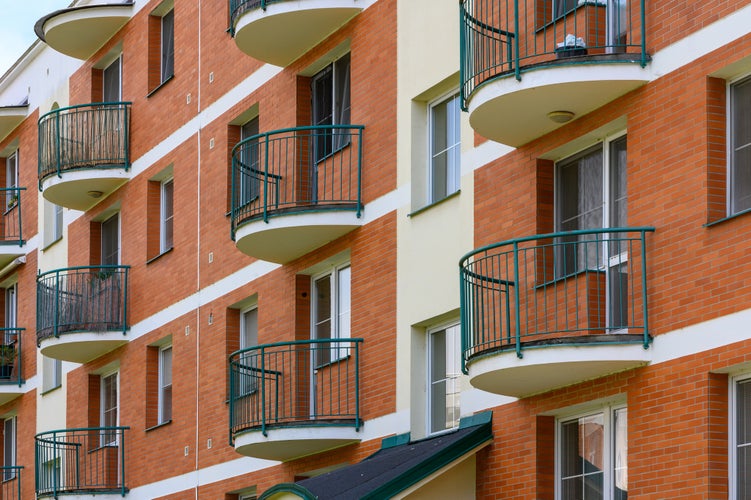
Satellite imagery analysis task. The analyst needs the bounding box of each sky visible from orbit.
[0,1,72,76]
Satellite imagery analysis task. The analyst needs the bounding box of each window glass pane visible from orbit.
[160,347,172,422]
[337,266,351,340]
[737,378,751,497]
[4,417,14,469]
[5,284,16,329]
[101,214,119,265]
[314,275,331,341]
[162,179,174,251]
[101,372,118,445]
[613,408,628,500]
[239,117,260,204]
[609,136,627,228]
[241,308,258,350]
[560,413,605,500]
[161,10,175,82]
[313,66,333,161]
[55,203,63,240]
[103,57,121,102]
[6,152,17,190]
[429,324,461,433]
[732,76,751,214]
[334,53,351,126]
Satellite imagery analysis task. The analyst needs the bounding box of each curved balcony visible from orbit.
[0,104,28,143]
[35,2,135,60]
[38,102,131,211]
[460,0,650,146]
[229,338,363,461]
[229,0,363,66]
[460,227,654,398]
[0,328,25,406]
[0,188,27,268]
[35,427,129,498]
[36,266,130,364]
[230,125,364,263]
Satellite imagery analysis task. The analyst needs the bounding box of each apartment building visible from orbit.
[0,0,747,498]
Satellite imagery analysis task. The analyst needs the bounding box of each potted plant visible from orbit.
[6,194,17,210]
[0,344,16,379]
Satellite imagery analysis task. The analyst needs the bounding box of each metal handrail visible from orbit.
[460,227,654,371]
[230,124,364,240]
[37,101,131,186]
[460,0,648,110]
[229,0,284,33]
[35,426,129,497]
[228,338,363,444]
[0,465,23,500]
[0,187,25,246]
[36,265,130,345]
[0,328,24,387]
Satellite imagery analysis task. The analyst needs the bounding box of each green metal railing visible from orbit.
[229,338,362,444]
[0,328,23,387]
[459,227,654,370]
[0,188,25,246]
[37,102,131,187]
[0,466,23,500]
[229,0,284,34]
[36,266,130,345]
[35,427,129,498]
[460,0,648,109]
[230,125,364,239]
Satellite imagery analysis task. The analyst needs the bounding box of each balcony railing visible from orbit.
[35,427,129,497]
[0,188,24,246]
[460,227,654,370]
[230,125,363,238]
[0,328,23,387]
[229,338,362,442]
[460,0,648,109]
[36,266,129,345]
[37,102,131,186]
[229,0,283,30]
[0,466,23,500]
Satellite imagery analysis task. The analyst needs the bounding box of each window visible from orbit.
[160,178,174,253]
[101,213,120,266]
[428,323,461,434]
[160,9,175,83]
[730,75,751,215]
[158,345,172,424]
[555,135,627,328]
[4,283,16,330]
[3,416,15,480]
[100,372,118,446]
[558,405,627,500]
[312,264,351,365]
[238,307,258,395]
[103,56,122,102]
[312,53,351,161]
[733,375,751,498]
[43,200,63,247]
[5,150,17,210]
[553,0,577,18]
[42,356,62,393]
[237,117,260,207]
[429,92,461,203]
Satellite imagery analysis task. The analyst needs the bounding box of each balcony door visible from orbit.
[607,0,628,50]
[101,214,120,266]
[555,134,627,330]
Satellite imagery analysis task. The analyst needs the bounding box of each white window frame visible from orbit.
[426,322,461,436]
[160,178,174,253]
[158,345,172,424]
[731,373,751,499]
[5,151,17,210]
[42,355,62,393]
[239,117,260,206]
[238,306,259,396]
[4,283,16,331]
[555,403,628,500]
[160,9,175,83]
[728,74,751,216]
[311,53,351,161]
[100,371,119,446]
[428,91,461,204]
[3,416,15,479]
[311,263,351,365]
[102,55,122,102]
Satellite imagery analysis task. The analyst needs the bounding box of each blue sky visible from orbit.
[0,1,72,76]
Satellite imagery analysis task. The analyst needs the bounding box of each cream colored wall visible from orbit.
[395,0,475,435]
[401,454,477,500]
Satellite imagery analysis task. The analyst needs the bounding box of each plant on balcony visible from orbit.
[6,195,17,210]
[0,344,16,379]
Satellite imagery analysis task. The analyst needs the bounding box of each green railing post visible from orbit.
[354,340,361,430]
[260,346,267,436]
[228,357,235,446]
[262,133,270,224]
[122,267,129,335]
[356,127,363,218]
[513,0,520,81]
[640,229,650,349]
[53,270,60,339]
[55,111,61,178]
[640,0,647,67]
[512,241,522,358]
[120,428,126,496]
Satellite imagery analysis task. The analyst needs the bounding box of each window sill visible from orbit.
[146,74,174,98]
[408,190,461,218]
[40,384,62,396]
[145,420,172,433]
[704,207,751,228]
[146,246,174,265]
[42,236,63,252]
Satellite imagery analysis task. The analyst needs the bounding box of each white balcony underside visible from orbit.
[41,169,130,211]
[39,331,129,364]
[234,425,361,462]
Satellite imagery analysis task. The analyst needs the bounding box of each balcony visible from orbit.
[36,266,130,364]
[0,103,28,143]
[0,466,23,500]
[229,338,363,461]
[460,227,654,397]
[0,329,24,406]
[38,102,131,211]
[229,0,363,66]
[460,0,650,146]
[230,125,364,263]
[0,188,27,268]
[35,427,129,498]
[34,1,135,60]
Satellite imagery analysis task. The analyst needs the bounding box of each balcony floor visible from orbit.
[468,59,650,147]
[39,331,129,364]
[0,106,27,143]
[234,424,361,462]
[41,169,130,211]
[0,386,24,406]
[467,336,651,398]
